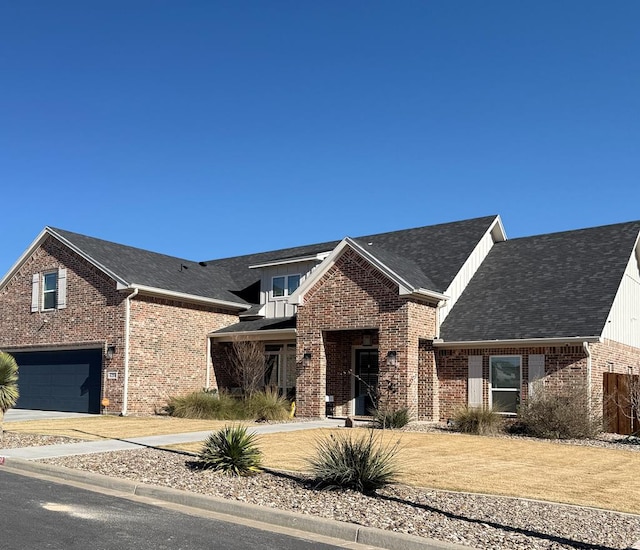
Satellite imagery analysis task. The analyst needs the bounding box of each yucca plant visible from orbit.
[307,429,399,494]
[0,351,19,442]
[197,425,262,476]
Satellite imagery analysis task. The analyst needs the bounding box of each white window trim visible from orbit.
[271,274,301,300]
[41,271,59,311]
[489,355,522,415]
[31,267,67,313]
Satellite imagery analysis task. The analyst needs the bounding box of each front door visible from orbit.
[354,349,379,416]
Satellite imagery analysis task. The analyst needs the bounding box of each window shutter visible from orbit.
[468,355,483,407]
[57,268,67,309]
[528,354,545,397]
[31,273,40,312]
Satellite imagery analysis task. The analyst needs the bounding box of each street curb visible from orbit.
[1,457,468,550]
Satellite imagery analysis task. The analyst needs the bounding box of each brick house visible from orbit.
[1,215,639,422]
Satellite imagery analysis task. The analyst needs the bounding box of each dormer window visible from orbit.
[272,274,301,298]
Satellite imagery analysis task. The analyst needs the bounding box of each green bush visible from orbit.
[197,425,262,476]
[245,388,291,421]
[307,429,399,494]
[514,383,601,440]
[374,407,411,429]
[164,390,245,420]
[452,405,504,435]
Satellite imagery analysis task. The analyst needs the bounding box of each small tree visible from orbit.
[0,351,19,442]
[224,338,267,396]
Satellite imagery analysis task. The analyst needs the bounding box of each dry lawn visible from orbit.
[4,416,235,440]
[7,417,638,515]
[175,428,639,515]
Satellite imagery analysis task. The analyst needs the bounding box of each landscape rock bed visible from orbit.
[40,447,640,550]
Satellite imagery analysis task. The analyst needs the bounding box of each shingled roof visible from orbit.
[207,215,500,296]
[439,221,640,342]
[47,227,249,307]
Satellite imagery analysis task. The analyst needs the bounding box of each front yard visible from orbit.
[4,416,639,515]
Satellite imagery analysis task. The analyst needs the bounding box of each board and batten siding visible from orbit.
[439,228,500,324]
[602,247,640,348]
[259,260,320,318]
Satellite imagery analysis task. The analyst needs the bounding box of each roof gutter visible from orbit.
[209,328,296,342]
[433,336,603,349]
[118,284,250,311]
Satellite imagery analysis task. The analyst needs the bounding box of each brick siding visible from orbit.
[0,236,239,415]
[296,247,437,417]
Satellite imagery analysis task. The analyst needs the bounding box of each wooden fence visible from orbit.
[603,372,639,435]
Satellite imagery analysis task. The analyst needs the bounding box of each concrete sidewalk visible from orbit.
[1,418,346,460]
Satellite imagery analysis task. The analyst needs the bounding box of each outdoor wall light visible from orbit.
[386,350,398,367]
[302,352,312,368]
[105,344,116,360]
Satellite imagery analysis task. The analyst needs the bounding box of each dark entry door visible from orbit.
[354,349,378,416]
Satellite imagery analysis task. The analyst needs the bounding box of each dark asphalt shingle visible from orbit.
[49,227,249,306]
[439,221,640,342]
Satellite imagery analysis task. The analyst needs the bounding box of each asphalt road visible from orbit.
[0,470,351,550]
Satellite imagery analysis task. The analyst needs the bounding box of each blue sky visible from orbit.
[1,1,638,276]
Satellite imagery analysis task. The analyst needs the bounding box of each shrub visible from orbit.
[245,388,291,421]
[374,407,411,429]
[164,390,244,420]
[514,383,601,440]
[307,429,399,494]
[197,425,262,476]
[452,406,504,435]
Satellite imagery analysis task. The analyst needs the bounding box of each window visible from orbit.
[42,272,58,310]
[490,356,521,414]
[264,343,296,399]
[31,268,67,312]
[272,274,301,298]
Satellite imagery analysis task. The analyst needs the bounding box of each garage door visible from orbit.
[12,349,102,414]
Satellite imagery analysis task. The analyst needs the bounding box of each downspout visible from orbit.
[583,341,592,413]
[206,336,212,389]
[434,300,447,339]
[122,288,139,416]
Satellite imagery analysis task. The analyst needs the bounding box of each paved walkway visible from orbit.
[2,418,346,460]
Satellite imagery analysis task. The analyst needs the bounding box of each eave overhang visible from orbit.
[117,283,250,311]
[209,328,296,342]
[433,336,603,349]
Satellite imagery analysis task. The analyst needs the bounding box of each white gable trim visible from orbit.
[288,237,448,305]
[0,227,131,292]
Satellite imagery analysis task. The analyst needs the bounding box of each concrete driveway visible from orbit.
[3,409,95,422]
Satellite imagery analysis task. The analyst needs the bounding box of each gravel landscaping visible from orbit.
[3,428,640,549]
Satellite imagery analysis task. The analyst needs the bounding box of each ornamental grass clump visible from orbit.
[197,425,262,476]
[164,390,244,420]
[452,405,504,435]
[307,429,400,494]
[245,388,290,421]
[373,407,411,430]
